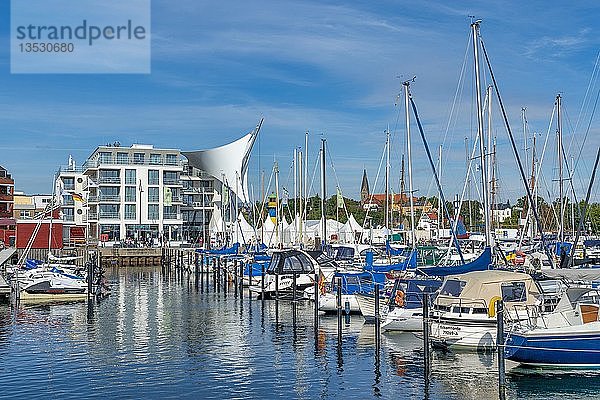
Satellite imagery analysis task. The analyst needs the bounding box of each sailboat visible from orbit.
[12,174,89,302]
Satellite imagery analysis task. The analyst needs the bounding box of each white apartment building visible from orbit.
[83,144,185,243]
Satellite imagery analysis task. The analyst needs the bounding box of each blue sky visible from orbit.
[1,0,599,204]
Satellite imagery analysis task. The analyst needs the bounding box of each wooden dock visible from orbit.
[98,247,198,268]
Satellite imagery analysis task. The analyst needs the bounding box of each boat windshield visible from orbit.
[440,279,466,297]
[501,281,527,302]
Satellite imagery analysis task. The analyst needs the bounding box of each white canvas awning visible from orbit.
[182,119,262,202]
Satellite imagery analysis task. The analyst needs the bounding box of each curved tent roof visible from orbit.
[182,119,262,202]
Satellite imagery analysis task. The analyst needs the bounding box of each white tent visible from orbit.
[209,206,224,234]
[233,212,258,244]
[340,214,363,243]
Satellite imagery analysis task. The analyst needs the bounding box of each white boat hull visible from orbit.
[382,307,423,332]
[318,293,361,313]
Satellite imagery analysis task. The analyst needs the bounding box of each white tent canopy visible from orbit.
[233,212,257,244]
[182,119,262,202]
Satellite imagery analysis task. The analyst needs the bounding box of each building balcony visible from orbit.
[148,196,160,203]
[84,158,184,169]
[98,212,120,219]
[98,177,121,184]
[63,184,75,191]
[63,215,75,222]
[163,179,182,186]
[63,199,75,206]
[98,195,121,202]
[87,195,98,203]
[87,213,98,220]
[124,213,137,220]
[0,194,13,202]
[164,213,179,220]
[171,196,183,204]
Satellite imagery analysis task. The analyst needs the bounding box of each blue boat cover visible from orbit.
[415,247,492,277]
[554,241,573,256]
[25,259,43,269]
[364,250,417,273]
[332,271,386,295]
[196,242,240,255]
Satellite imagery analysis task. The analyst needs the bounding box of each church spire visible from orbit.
[360,169,369,205]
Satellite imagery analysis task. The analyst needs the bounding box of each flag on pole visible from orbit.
[336,187,344,208]
[282,187,289,206]
[71,192,84,202]
[163,187,172,206]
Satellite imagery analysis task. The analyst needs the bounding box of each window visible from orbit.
[148,187,159,203]
[62,177,75,191]
[99,187,119,201]
[501,282,527,303]
[440,279,466,297]
[125,169,136,185]
[99,204,119,219]
[125,186,136,202]
[98,151,112,164]
[62,208,74,221]
[148,170,159,185]
[148,204,159,220]
[124,204,136,220]
[163,171,178,185]
[99,224,120,241]
[149,154,162,165]
[116,152,129,164]
[133,153,145,164]
[99,170,120,184]
[165,154,177,165]
[164,206,177,219]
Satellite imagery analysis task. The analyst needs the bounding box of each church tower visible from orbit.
[360,169,369,205]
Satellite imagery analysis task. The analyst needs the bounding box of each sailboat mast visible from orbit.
[293,148,297,244]
[48,172,57,255]
[385,127,390,230]
[298,149,303,245]
[557,94,564,243]
[400,154,405,225]
[274,161,280,246]
[403,81,416,249]
[320,138,327,248]
[439,145,443,236]
[471,20,491,246]
[531,133,537,238]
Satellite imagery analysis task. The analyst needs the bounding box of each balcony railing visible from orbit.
[87,195,98,203]
[84,158,184,169]
[163,178,181,185]
[87,213,98,220]
[63,184,75,191]
[148,213,159,220]
[171,196,183,203]
[164,213,179,220]
[124,213,137,220]
[63,215,75,222]
[98,212,120,219]
[98,177,121,184]
[98,195,121,202]
[148,195,160,203]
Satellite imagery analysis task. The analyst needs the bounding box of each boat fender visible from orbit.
[395,290,405,307]
[488,296,502,317]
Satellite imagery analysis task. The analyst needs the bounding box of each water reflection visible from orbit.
[0,268,597,399]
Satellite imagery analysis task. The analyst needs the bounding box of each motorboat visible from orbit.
[504,287,600,367]
[381,278,443,331]
[14,268,88,302]
[429,270,541,350]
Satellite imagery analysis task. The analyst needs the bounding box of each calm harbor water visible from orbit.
[0,267,599,399]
